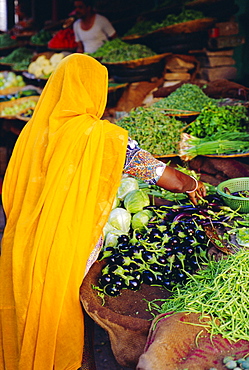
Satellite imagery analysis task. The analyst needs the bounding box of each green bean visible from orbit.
[148,249,249,342]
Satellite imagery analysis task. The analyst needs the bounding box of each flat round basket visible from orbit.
[104,53,169,83]
[0,95,39,119]
[122,18,215,41]
[16,106,35,121]
[103,52,170,69]
[0,86,25,96]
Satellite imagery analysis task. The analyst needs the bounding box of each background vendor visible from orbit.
[9,1,35,36]
[73,0,117,53]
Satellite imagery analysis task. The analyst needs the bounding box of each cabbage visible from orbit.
[105,230,128,247]
[111,194,120,209]
[124,189,150,213]
[108,207,131,233]
[132,209,153,232]
[103,221,119,238]
[117,177,139,200]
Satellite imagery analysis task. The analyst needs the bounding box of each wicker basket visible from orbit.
[217,177,249,213]
[122,18,215,41]
[103,52,170,69]
[0,96,39,119]
[16,106,35,121]
[0,71,27,95]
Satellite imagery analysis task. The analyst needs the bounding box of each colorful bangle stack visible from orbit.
[185,176,198,193]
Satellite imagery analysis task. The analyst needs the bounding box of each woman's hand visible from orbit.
[156,166,206,205]
[186,180,206,205]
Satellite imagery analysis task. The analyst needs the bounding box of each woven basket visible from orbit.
[103,52,170,69]
[0,96,39,118]
[0,86,25,95]
[122,18,215,41]
[217,177,249,213]
[16,106,35,121]
[0,70,27,95]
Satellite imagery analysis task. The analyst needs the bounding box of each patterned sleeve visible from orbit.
[123,137,167,185]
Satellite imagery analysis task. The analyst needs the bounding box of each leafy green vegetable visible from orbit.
[30,29,52,45]
[187,102,249,138]
[0,33,17,47]
[1,47,33,65]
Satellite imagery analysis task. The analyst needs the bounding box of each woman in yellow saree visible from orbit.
[0,53,128,370]
[0,53,205,370]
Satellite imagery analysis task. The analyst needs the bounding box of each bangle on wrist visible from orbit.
[186,176,198,193]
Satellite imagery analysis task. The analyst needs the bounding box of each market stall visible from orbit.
[1,2,249,368]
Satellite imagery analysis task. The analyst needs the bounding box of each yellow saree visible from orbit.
[0,54,128,369]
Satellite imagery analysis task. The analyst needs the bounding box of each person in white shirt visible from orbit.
[73,0,117,54]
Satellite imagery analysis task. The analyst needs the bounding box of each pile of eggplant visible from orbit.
[97,181,230,297]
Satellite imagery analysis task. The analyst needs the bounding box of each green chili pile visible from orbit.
[148,248,249,342]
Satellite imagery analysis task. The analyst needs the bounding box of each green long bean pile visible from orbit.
[116,106,185,156]
[148,248,249,342]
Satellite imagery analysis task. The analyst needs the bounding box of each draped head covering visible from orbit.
[0,53,128,369]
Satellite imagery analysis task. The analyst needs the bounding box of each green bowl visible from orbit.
[217,177,249,213]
